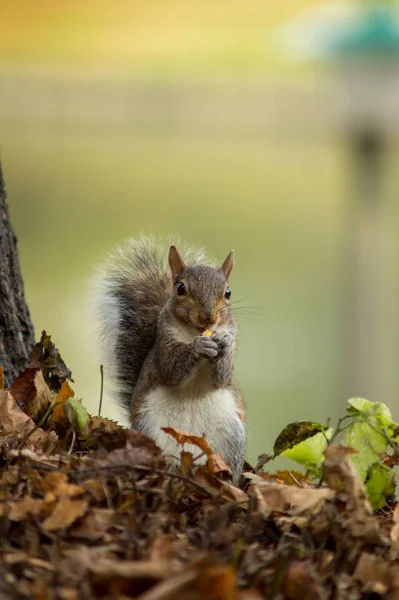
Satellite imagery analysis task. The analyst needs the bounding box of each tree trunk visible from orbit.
[0,159,35,386]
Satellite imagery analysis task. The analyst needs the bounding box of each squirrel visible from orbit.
[94,236,246,482]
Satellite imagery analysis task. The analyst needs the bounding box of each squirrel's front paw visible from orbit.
[211,332,234,356]
[193,336,219,359]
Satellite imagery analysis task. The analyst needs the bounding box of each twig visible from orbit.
[288,471,304,488]
[316,414,353,488]
[98,364,104,417]
[67,429,76,455]
[325,415,353,448]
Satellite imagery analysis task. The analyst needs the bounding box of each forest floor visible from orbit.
[1,332,398,600]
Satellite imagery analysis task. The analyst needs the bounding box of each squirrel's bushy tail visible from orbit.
[93,235,208,417]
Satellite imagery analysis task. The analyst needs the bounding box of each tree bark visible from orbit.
[0,159,35,386]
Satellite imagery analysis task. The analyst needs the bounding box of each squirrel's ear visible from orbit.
[169,245,186,282]
[221,250,234,281]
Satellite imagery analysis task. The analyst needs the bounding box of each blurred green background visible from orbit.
[2,0,399,465]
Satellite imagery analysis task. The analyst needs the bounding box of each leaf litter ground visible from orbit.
[1,333,399,599]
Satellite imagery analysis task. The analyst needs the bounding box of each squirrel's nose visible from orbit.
[200,309,215,324]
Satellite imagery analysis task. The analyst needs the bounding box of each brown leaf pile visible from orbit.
[1,334,399,599]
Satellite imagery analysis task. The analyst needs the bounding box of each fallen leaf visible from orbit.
[283,560,323,600]
[0,389,57,450]
[148,536,177,563]
[0,496,44,521]
[9,369,53,424]
[7,448,67,468]
[28,330,73,391]
[89,416,123,433]
[323,445,371,513]
[196,468,248,506]
[42,471,85,501]
[163,427,232,479]
[80,479,107,502]
[100,443,163,469]
[9,367,39,407]
[52,381,75,429]
[246,478,333,520]
[89,558,170,580]
[69,508,115,542]
[162,427,212,455]
[52,380,76,428]
[42,496,88,531]
[29,369,53,422]
[197,565,238,600]
[353,552,391,593]
[88,558,171,597]
[261,470,309,487]
[323,445,388,545]
[87,420,150,452]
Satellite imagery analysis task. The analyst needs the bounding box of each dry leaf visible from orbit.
[0,389,57,450]
[87,421,153,453]
[9,369,53,423]
[246,478,333,520]
[148,536,177,563]
[29,370,53,422]
[28,330,73,390]
[80,479,107,502]
[163,427,233,479]
[88,557,171,596]
[100,443,162,469]
[196,468,248,506]
[353,552,391,590]
[0,496,44,521]
[9,367,39,407]
[88,558,169,580]
[197,565,238,600]
[162,427,212,455]
[42,471,85,501]
[0,365,4,390]
[283,560,323,600]
[89,416,123,434]
[42,496,88,531]
[52,380,75,427]
[69,508,115,542]
[7,448,68,468]
[323,445,388,545]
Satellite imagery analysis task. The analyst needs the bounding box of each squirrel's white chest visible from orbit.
[137,384,240,464]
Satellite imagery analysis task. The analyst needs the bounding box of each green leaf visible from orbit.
[347,398,396,431]
[273,421,330,456]
[64,398,89,437]
[344,420,387,481]
[344,398,397,481]
[365,464,395,510]
[282,427,334,470]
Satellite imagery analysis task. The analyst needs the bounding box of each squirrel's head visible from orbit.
[168,245,233,333]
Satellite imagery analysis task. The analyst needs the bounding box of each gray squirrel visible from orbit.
[94,236,246,482]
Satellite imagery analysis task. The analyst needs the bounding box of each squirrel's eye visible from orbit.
[225,287,231,300]
[177,282,186,296]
